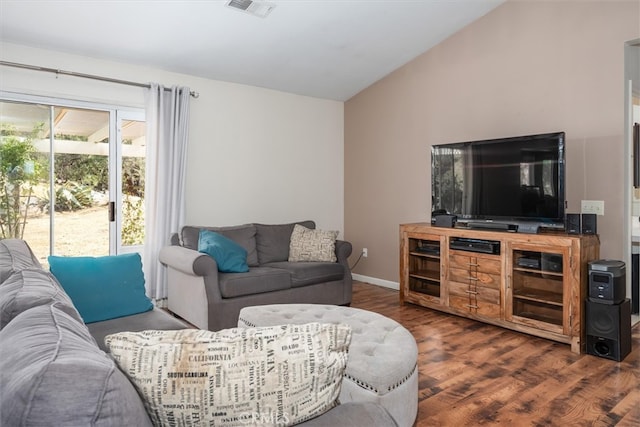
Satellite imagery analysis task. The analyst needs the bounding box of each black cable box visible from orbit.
[450,237,500,255]
[517,257,540,269]
[415,245,440,255]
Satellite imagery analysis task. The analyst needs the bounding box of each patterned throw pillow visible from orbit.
[105,323,352,427]
[288,224,338,262]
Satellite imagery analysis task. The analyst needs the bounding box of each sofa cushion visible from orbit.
[181,224,259,267]
[264,261,345,288]
[218,266,291,298]
[255,220,315,264]
[0,268,83,329]
[0,239,42,285]
[0,304,152,427]
[289,224,338,262]
[87,308,191,352]
[105,323,352,427]
[48,253,153,323]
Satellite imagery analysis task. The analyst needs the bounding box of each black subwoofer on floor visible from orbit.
[585,299,631,362]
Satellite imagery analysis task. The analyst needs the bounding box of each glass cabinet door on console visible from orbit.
[404,235,443,304]
[506,243,571,335]
[408,238,441,298]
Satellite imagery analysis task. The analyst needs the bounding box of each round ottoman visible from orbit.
[237,304,418,427]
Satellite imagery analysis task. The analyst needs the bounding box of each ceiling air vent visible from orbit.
[226,0,276,18]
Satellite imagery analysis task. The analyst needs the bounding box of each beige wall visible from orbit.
[0,42,345,235]
[345,0,640,285]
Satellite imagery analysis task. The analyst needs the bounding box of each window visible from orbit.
[0,93,145,261]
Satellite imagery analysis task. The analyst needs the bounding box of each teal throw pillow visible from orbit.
[198,229,249,273]
[48,253,153,324]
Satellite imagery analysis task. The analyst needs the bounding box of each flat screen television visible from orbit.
[431,132,566,232]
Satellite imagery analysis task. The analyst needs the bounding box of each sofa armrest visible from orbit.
[335,240,353,303]
[159,245,222,329]
[335,240,352,266]
[159,245,217,277]
[159,246,221,298]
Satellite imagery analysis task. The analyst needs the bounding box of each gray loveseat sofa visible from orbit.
[159,220,353,331]
[0,239,396,426]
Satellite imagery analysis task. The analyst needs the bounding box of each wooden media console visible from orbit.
[400,223,600,353]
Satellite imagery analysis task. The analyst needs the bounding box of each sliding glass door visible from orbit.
[0,95,145,263]
[117,110,146,251]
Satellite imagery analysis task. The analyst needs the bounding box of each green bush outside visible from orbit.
[1,124,145,244]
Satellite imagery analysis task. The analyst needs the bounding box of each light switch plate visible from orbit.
[581,200,604,216]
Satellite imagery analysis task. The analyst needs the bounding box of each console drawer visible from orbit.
[448,267,500,290]
[449,253,501,274]
[448,280,500,304]
[449,295,501,318]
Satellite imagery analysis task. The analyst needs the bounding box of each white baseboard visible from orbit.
[352,274,399,291]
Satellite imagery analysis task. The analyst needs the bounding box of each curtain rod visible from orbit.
[0,60,199,98]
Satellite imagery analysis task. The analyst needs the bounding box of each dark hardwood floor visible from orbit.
[350,281,640,427]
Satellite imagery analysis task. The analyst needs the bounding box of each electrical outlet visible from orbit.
[581,200,605,216]
[362,248,368,258]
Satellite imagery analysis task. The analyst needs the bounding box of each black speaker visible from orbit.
[565,213,581,234]
[588,260,626,304]
[581,213,597,235]
[434,214,457,228]
[586,299,631,362]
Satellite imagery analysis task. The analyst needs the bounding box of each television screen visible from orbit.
[431,132,565,228]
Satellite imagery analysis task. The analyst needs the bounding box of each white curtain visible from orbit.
[143,84,190,302]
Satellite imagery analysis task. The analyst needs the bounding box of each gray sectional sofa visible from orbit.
[0,238,396,426]
[0,239,189,426]
[159,220,353,331]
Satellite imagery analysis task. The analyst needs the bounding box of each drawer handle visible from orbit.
[467,263,479,267]
[467,277,479,281]
[466,304,479,309]
[465,290,478,295]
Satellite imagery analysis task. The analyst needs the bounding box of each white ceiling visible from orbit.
[0,0,503,101]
